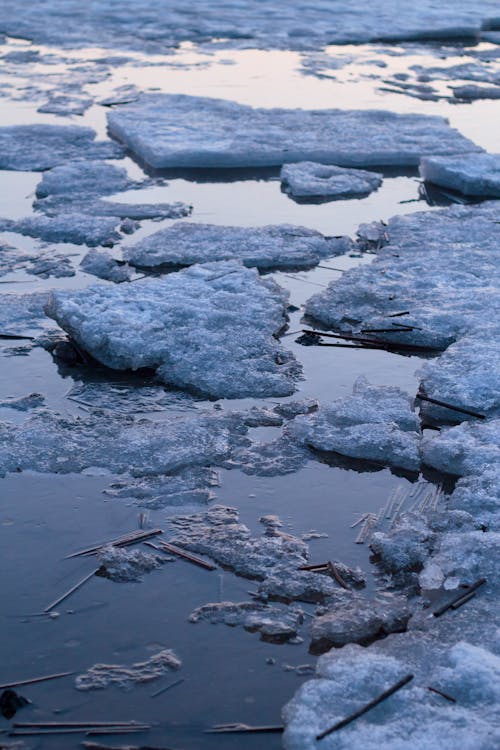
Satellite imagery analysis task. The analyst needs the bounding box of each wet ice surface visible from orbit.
[0,25,499,750]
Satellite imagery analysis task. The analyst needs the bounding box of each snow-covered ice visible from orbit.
[280,162,383,200]
[0,125,123,171]
[96,545,165,582]
[107,94,481,169]
[75,649,181,691]
[420,153,500,198]
[124,223,349,271]
[287,377,421,472]
[45,260,299,399]
[421,418,500,478]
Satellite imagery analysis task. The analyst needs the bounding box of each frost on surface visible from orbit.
[0,125,123,171]
[189,601,304,642]
[0,410,239,478]
[280,162,383,200]
[420,153,500,197]
[421,418,500,478]
[305,202,500,350]
[96,545,165,582]
[282,640,500,750]
[286,377,421,471]
[107,94,480,169]
[123,222,348,271]
[75,649,181,691]
[45,260,299,399]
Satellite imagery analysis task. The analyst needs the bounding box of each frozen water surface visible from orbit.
[0,20,499,750]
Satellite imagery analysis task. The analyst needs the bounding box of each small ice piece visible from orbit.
[0,393,45,411]
[75,649,181,691]
[123,223,347,271]
[420,153,500,198]
[424,531,499,589]
[37,94,93,116]
[0,125,123,171]
[107,94,481,169]
[189,601,304,642]
[96,545,164,582]
[418,561,445,590]
[422,419,500,478]
[310,594,410,652]
[280,162,383,200]
[80,249,132,282]
[0,213,121,247]
[286,377,421,472]
[0,291,51,334]
[453,84,500,100]
[35,160,137,199]
[45,260,299,399]
[35,194,191,221]
[66,381,200,416]
[370,514,434,574]
[104,467,219,510]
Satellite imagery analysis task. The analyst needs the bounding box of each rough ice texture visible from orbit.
[0,393,45,411]
[310,594,410,652]
[0,410,240,478]
[448,466,500,531]
[189,601,304,642]
[104,467,219,510]
[75,649,181,691]
[35,160,137,199]
[0,2,498,51]
[0,125,123,171]
[170,506,340,603]
[280,162,383,200]
[0,243,75,280]
[0,213,121,247]
[107,94,481,169]
[96,545,165,582]
[420,153,500,197]
[282,640,500,750]
[37,94,93,116]
[80,249,133,282]
[66,381,201,416]
[305,202,500,351]
[35,194,190,221]
[0,291,51,334]
[421,419,500,478]
[45,260,299,399]
[287,377,421,471]
[123,223,348,271]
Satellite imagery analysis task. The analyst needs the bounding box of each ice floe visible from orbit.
[123,222,348,271]
[0,213,121,247]
[280,162,383,200]
[189,601,304,642]
[107,94,481,169]
[80,249,133,282]
[96,545,165,582]
[0,125,122,171]
[420,153,500,198]
[104,467,219,510]
[286,377,421,472]
[45,260,299,399]
[35,160,139,199]
[75,649,181,691]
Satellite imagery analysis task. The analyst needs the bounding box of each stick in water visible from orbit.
[44,569,98,613]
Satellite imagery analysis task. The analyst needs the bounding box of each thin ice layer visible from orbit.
[107,94,481,169]
[280,162,383,199]
[420,153,500,197]
[286,377,421,471]
[45,260,299,399]
[0,125,123,171]
[124,222,348,270]
[306,202,500,350]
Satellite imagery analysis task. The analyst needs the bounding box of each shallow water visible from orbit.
[0,32,497,749]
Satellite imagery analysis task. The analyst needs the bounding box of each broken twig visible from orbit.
[433,578,486,617]
[0,672,74,690]
[427,686,457,703]
[206,723,283,734]
[66,529,163,559]
[150,677,185,698]
[415,394,485,420]
[44,569,98,613]
[155,541,216,571]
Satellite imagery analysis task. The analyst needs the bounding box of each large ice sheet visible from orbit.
[420,153,500,197]
[287,377,421,471]
[124,222,348,271]
[45,260,299,399]
[306,202,500,350]
[0,125,123,171]
[107,94,481,169]
[280,162,383,200]
[0,2,499,52]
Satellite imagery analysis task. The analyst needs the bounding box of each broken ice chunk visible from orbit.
[123,222,347,271]
[189,601,304,642]
[0,124,123,171]
[280,162,383,200]
[35,160,138,199]
[75,650,181,691]
[0,213,121,247]
[107,94,481,169]
[420,153,500,198]
[287,377,421,472]
[80,249,132,282]
[37,94,93,116]
[45,260,299,399]
[96,545,165,582]
[422,418,500,477]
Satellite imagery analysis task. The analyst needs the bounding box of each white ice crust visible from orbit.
[124,222,348,270]
[420,153,500,197]
[44,260,299,398]
[107,94,481,169]
[280,162,383,199]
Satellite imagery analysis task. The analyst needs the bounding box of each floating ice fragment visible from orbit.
[96,545,165,582]
[124,223,347,271]
[420,153,500,198]
[0,213,121,247]
[75,649,181,691]
[189,601,304,642]
[35,160,138,199]
[107,94,481,169]
[80,249,132,282]
[45,260,299,399]
[280,162,383,200]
